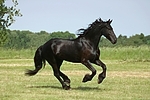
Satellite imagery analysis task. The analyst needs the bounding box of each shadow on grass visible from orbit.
[28,85,62,89]
[73,86,102,91]
[28,85,105,91]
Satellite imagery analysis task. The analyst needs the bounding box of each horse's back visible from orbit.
[42,38,82,62]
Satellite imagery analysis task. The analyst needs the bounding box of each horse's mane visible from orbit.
[77,18,103,37]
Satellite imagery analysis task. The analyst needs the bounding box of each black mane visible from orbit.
[77,18,104,37]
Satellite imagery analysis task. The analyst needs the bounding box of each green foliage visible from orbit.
[0,0,22,44]
[1,28,150,49]
[3,30,76,49]
[100,46,150,61]
[51,31,75,39]
[0,46,149,62]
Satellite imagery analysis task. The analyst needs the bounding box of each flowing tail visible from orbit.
[25,45,46,76]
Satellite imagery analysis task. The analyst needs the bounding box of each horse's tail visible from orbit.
[25,45,46,76]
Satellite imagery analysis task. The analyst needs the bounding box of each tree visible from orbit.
[143,35,150,45]
[117,34,128,46]
[128,33,145,46]
[50,31,75,39]
[3,30,76,49]
[0,0,22,45]
[4,30,30,49]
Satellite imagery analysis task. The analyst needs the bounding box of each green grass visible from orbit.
[101,46,150,61]
[0,46,150,100]
[0,46,150,60]
[0,59,150,100]
[0,48,34,59]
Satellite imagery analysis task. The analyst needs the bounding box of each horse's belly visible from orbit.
[56,52,81,63]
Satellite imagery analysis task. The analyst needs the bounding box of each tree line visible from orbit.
[3,30,75,49]
[2,30,150,49]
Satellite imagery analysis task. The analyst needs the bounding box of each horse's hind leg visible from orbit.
[47,58,70,90]
[57,60,71,84]
[59,71,71,83]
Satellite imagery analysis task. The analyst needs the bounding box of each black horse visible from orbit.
[25,18,117,90]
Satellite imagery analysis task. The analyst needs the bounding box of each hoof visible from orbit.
[82,74,91,82]
[63,82,71,90]
[63,86,70,90]
[98,78,103,84]
[98,74,105,84]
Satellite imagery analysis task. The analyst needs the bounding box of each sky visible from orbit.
[7,0,150,37]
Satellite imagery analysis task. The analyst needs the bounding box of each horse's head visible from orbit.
[77,18,117,44]
[99,19,117,44]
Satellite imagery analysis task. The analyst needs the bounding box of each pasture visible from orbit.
[0,47,150,100]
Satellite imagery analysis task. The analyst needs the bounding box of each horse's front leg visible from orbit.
[94,59,107,84]
[82,60,96,82]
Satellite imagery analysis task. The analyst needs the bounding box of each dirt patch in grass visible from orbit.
[108,71,150,78]
[39,70,150,78]
[0,63,32,67]
[64,71,150,78]
[0,62,149,78]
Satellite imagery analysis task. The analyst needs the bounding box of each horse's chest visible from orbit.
[81,48,97,60]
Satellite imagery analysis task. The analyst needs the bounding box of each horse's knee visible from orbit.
[54,73,60,78]
[93,70,96,76]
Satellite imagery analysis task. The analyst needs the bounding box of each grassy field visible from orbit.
[0,47,150,100]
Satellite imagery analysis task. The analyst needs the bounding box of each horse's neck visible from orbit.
[84,32,102,49]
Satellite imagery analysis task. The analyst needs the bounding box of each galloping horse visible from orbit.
[25,18,117,90]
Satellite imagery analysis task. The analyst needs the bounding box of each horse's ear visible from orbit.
[99,18,102,22]
[110,20,113,24]
[108,19,112,24]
